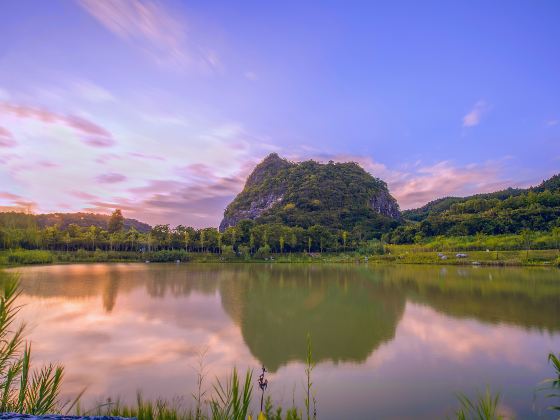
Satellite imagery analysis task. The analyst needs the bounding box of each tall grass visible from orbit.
[455,388,503,420]
[539,352,560,412]
[210,367,253,420]
[6,250,53,265]
[0,273,67,414]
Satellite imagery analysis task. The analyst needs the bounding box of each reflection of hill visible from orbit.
[10,263,560,369]
[219,265,406,371]
[375,266,560,333]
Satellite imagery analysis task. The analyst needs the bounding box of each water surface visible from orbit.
[10,263,560,419]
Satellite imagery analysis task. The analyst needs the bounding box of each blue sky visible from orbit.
[0,0,559,227]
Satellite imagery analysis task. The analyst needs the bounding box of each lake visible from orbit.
[9,263,560,419]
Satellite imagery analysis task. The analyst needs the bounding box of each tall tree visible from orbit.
[108,209,125,233]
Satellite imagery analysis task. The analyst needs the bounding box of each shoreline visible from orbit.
[1,248,558,269]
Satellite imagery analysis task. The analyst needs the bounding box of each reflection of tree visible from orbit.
[102,270,120,312]
[379,266,560,333]
[219,265,406,371]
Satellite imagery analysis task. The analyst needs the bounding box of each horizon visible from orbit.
[1,1,559,227]
[2,152,557,229]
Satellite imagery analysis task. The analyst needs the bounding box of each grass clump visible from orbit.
[6,250,53,265]
[0,272,67,414]
[455,387,503,420]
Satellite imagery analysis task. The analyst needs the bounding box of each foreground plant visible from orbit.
[539,352,560,412]
[210,367,253,420]
[305,334,316,420]
[0,273,67,414]
[455,387,503,420]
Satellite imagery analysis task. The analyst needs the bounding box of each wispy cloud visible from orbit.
[0,101,115,147]
[0,126,17,147]
[72,80,116,103]
[78,0,220,72]
[462,100,489,127]
[96,173,128,184]
[389,161,515,209]
[547,119,559,127]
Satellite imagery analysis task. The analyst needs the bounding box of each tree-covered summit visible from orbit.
[219,153,401,234]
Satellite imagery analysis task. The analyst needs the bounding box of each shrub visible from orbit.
[7,250,53,265]
[147,250,189,262]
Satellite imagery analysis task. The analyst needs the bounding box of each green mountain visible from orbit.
[219,153,401,232]
[388,174,560,243]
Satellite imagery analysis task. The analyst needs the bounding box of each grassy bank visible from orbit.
[1,247,559,268]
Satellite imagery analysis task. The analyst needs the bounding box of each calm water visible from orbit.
[9,263,560,419]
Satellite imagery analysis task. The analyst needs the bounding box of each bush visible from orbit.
[7,250,54,265]
[146,249,189,262]
[254,245,271,259]
[356,240,385,255]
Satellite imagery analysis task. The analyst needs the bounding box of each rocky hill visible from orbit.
[219,153,401,232]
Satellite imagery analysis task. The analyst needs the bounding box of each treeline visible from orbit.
[0,210,378,255]
[390,184,560,244]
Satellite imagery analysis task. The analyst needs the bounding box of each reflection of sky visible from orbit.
[13,264,560,419]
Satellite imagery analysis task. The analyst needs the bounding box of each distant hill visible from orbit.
[388,174,560,242]
[220,153,401,233]
[0,211,151,232]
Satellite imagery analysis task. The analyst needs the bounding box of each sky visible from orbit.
[0,0,559,227]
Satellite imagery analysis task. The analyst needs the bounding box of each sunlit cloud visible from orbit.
[96,173,128,184]
[462,100,489,127]
[388,160,517,209]
[0,101,115,147]
[78,0,220,72]
[0,126,17,147]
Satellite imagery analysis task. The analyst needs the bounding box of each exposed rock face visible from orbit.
[371,190,401,220]
[219,192,284,231]
[219,153,401,231]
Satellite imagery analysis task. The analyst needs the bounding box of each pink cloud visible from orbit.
[129,152,166,161]
[462,100,489,127]
[389,161,515,209]
[0,192,22,200]
[69,191,100,200]
[0,126,17,147]
[37,160,59,168]
[0,101,114,147]
[96,173,127,184]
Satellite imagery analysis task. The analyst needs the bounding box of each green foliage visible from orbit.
[304,334,316,420]
[0,273,65,415]
[209,368,253,420]
[223,154,400,234]
[395,174,560,243]
[6,250,53,265]
[455,388,502,420]
[540,353,560,412]
[146,250,189,262]
[107,209,125,233]
[83,393,194,420]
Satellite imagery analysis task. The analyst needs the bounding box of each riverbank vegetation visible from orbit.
[1,208,560,268]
